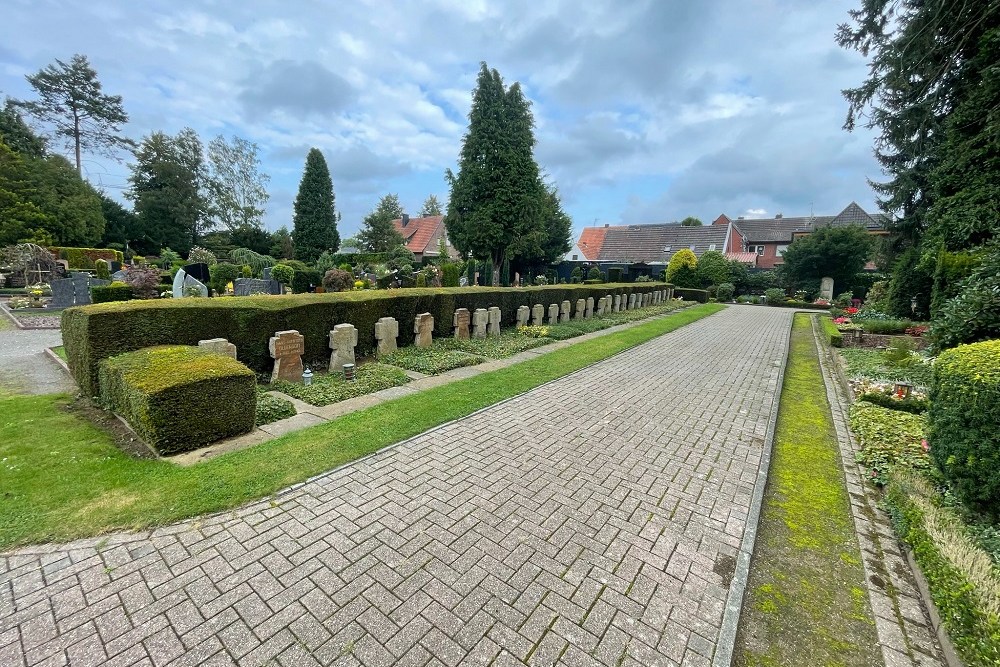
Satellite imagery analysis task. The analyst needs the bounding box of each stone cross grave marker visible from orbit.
[269,330,304,383]
[613,294,621,312]
[560,300,571,323]
[375,317,399,357]
[574,298,585,320]
[605,294,612,314]
[532,304,544,327]
[414,313,434,348]
[453,308,471,339]
[488,307,501,336]
[516,305,530,328]
[820,276,835,301]
[628,294,637,309]
[472,308,488,339]
[548,303,559,325]
[585,297,594,319]
[329,324,358,372]
[199,338,237,358]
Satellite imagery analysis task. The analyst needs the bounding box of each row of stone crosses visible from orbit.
[199,289,669,383]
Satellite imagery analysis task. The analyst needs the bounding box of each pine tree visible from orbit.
[419,194,442,216]
[292,148,340,263]
[358,193,405,252]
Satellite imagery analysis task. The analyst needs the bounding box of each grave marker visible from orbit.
[575,299,585,320]
[472,308,488,339]
[532,304,544,327]
[453,308,471,339]
[548,303,559,325]
[516,305,530,328]
[199,338,237,358]
[414,313,434,348]
[585,297,594,319]
[269,330,304,383]
[328,324,358,371]
[375,317,399,357]
[560,301,571,323]
[488,307,501,336]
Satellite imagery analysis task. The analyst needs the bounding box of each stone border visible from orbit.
[167,303,702,466]
[711,311,793,667]
[0,302,61,330]
[810,315,948,667]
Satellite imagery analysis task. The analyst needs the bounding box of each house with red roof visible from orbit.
[391,214,459,262]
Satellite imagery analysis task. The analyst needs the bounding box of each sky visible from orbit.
[0,0,881,241]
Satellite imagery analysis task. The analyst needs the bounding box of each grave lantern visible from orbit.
[893,381,912,399]
[343,363,356,382]
[302,367,313,386]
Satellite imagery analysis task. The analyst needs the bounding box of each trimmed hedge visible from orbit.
[98,345,256,455]
[820,316,842,347]
[64,284,667,396]
[929,339,1000,513]
[49,247,123,269]
[673,287,708,303]
[91,285,133,304]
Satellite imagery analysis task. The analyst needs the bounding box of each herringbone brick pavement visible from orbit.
[0,306,793,666]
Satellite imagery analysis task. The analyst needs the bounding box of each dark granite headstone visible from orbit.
[50,278,76,308]
[182,263,211,283]
[110,261,122,273]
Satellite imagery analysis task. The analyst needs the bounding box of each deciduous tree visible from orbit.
[419,194,442,216]
[778,225,873,292]
[358,193,405,253]
[205,135,270,232]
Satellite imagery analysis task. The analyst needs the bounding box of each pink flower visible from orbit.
[921,439,930,452]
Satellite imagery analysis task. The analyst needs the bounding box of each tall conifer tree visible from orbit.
[292,148,340,263]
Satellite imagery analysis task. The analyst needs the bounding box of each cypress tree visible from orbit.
[292,148,340,263]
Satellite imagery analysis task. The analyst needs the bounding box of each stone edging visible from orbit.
[0,302,61,330]
[711,310,793,667]
[810,315,950,667]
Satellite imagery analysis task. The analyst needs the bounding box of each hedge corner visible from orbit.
[98,345,256,456]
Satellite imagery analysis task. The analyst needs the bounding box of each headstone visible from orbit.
[50,278,75,308]
[613,295,621,312]
[532,304,544,327]
[72,275,93,305]
[172,268,187,299]
[183,274,208,297]
[488,307,501,336]
[375,317,399,357]
[182,263,211,284]
[574,299,585,320]
[548,303,559,326]
[453,308,471,339]
[560,301,571,323]
[820,277,835,302]
[199,338,237,358]
[585,297,594,319]
[110,261,122,274]
[328,324,358,371]
[628,294,637,309]
[605,294,613,313]
[111,270,127,282]
[414,313,434,348]
[516,305,530,328]
[472,308,489,339]
[269,330,304,383]
[262,267,272,280]
[643,293,650,307]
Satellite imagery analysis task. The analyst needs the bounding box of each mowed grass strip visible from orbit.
[0,303,723,550]
[734,314,880,667]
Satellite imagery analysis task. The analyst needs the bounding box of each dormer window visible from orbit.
[709,244,716,251]
[664,246,671,252]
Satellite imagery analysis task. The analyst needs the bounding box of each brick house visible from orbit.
[391,214,459,262]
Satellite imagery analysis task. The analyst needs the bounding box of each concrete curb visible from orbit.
[711,311,794,667]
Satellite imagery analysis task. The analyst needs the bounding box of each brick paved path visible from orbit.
[1,306,793,667]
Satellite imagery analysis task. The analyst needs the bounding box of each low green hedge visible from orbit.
[64,284,666,396]
[929,339,1000,513]
[91,285,133,304]
[820,316,842,347]
[98,345,256,455]
[673,287,708,303]
[49,246,123,269]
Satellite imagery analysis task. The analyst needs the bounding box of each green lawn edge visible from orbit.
[0,302,723,550]
[734,313,881,666]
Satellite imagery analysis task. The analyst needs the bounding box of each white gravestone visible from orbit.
[328,324,358,372]
[375,317,399,357]
[472,308,489,339]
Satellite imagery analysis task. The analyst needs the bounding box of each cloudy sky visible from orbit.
[0,0,880,240]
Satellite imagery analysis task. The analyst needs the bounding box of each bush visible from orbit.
[666,249,699,288]
[256,389,296,426]
[292,268,322,294]
[715,283,735,302]
[834,291,854,308]
[857,392,929,414]
[850,401,929,484]
[91,284,133,304]
[209,263,240,295]
[95,259,111,280]
[587,267,603,282]
[98,345,255,455]
[62,284,663,396]
[322,268,354,292]
[188,246,217,266]
[929,339,1000,513]
[607,268,623,283]
[764,287,786,304]
[696,250,729,287]
[673,288,708,303]
[122,266,161,299]
[861,319,913,335]
[441,263,460,287]
[415,274,427,288]
[271,263,294,287]
[930,244,1000,350]
[820,317,842,347]
[49,247,123,269]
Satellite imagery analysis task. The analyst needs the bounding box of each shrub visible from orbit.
[673,288,708,303]
[415,274,427,288]
[695,250,730,287]
[62,284,662,396]
[95,259,111,280]
[666,249,699,287]
[764,287,786,304]
[292,269,322,294]
[929,339,1000,513]
[315,250,338,274]
[587,267,603,282]
[570,266,584,283]
[849,401,929,485]
[271,263,294,287]
[209,263,240,295]
[48,247,123,269]
[715,283,735,302]
[122,266,161,299]
[241,265,252,279]
[441,263,460,287]
[322,268,354,292]
[861,319,913,335]
[834,291,854,308]
[857,392,929,414]
[188,246,217,266]
[930,244,1000,350]
[98,345,255,455]
[607,268,623,283]
[820,317,842,347]
[91,284,133,304]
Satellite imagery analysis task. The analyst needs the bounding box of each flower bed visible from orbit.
[272,363,410,406]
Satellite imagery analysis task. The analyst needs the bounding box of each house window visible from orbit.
[776,244,789,256]
[751,245,765,255]
[572,254,578,260]
[709,243,716,251]
[663,246,671,252]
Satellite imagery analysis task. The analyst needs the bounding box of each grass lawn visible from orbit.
[734,314,880,666]
[0,302,723,549]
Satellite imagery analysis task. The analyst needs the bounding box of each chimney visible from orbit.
[775,213,783,219]
[401,213,409,227]
[604,223,609,228]
[737,216,745,220]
